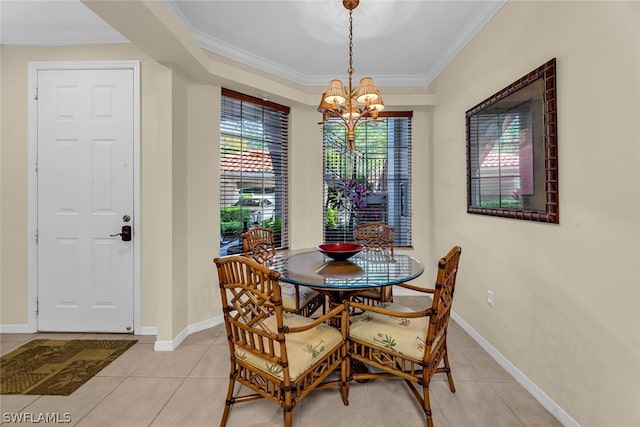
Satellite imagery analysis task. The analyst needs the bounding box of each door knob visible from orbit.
[110,225,132,241]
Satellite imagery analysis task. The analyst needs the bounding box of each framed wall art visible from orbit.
[466,58,558,223]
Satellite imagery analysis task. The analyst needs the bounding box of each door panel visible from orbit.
[37,69,134,332]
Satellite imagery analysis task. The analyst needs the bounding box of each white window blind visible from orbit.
[220,89,289,254]
[323,112,412,246]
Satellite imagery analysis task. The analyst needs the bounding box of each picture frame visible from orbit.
[465,58,558,223]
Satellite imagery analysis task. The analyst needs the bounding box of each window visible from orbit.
[220,89,289,255]
[469,107,531,209]
[323,112,412,246]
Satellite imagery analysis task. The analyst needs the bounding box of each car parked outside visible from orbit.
[233,196,275,223]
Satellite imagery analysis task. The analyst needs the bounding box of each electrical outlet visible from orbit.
[487,290,495,308]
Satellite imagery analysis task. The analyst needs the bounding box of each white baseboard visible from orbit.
[153,326,189,352]
[0,324,36,334]
[1,324,163,335]
[1,325,160,335]
[451,312,580,427]
[152,315,224,352]
[138,326,157,336]
[1,318,222,353]
[188,315,224,335]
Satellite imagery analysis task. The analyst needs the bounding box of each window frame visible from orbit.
[322,112,413,246]
[219,89,289,254]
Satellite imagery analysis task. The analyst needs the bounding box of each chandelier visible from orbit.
[318,0,384,150]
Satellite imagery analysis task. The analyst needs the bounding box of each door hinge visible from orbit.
[35,299,39,315]
[35,229,38,243]
[35,159,38,173]
[34,87,38,101]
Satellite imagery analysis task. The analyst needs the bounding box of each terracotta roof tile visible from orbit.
[480,142,520,168]
[220,150,273,173]
[481,151,519,167]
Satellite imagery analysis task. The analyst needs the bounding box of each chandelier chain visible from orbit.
[347,8,354,110]
[318,0,383,147]
[348,9,354,76]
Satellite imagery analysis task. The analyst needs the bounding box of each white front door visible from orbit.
[37,68,135,332]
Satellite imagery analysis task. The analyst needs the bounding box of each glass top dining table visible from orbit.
[265,247,425,295]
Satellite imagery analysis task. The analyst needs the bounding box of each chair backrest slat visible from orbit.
[242,227,277,264]
[355,222,395,252]
[214,255,287,365]
[355,222,396,303]
[425,246,462,360]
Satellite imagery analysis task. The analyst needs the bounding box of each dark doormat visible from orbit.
[1,339,137,395]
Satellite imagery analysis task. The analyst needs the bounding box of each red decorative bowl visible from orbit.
[316,243,364,261]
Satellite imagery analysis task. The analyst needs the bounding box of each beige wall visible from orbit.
[288,105,325,248]
[2,1,639,425]
[150,65,174,340]
[170,70,188,339]
[430,2,639,426]
[186,83,221,325]
[0,45,29,325]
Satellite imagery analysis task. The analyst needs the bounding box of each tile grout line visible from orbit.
[71,375,128,427]
[146,339,215,426]
[487,381,528,427]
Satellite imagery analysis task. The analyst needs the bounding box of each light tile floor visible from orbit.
[0,296,562,426]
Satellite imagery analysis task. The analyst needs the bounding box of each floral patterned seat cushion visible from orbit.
[234,312,343,381]
[280,283,320,312]
[349,302,433,360]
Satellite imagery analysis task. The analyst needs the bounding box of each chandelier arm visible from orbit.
[352,114,370,130]
[324,110,350,127]
[325,105,378,126]
[353,109,383,127]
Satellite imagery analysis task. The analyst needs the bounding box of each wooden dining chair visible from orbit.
[348,245,462,427]
[214,255,350,427]
[241,227,325,317]
[354,222,396,304]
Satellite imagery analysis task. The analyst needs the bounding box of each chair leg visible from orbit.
[283,409,293,427]
[340,354,350,406]
[443,346,456,393]
[423,385,434,427]
[220,373,236,426]
[283,386,294,427]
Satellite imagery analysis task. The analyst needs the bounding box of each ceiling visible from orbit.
[0,0,505,87]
